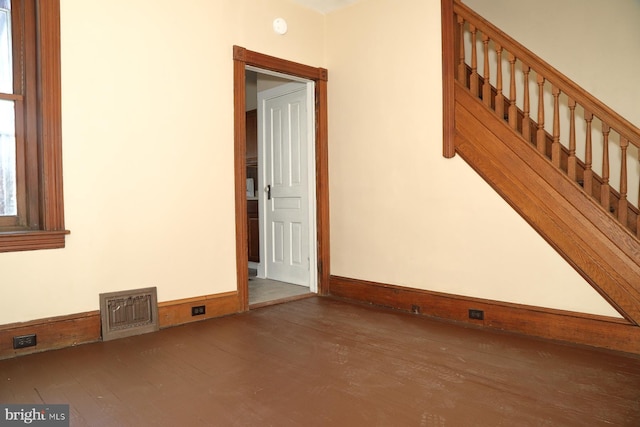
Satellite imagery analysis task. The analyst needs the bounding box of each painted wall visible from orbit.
[325,0,620,316]
[0,0,324,325]
[0,0,627,326]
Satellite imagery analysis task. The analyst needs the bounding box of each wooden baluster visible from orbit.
[600,123,611,212]
[495,44,504,119]
[551,86,561,167]
[583,110,594,195]
[508,53,517,129]
[457,16,466,84]
[522,64,531,142]
[567,98,577,180]
[482,34,491,107]
[536,74,546,154]
[618,137,629,226]
[469,24,478,96]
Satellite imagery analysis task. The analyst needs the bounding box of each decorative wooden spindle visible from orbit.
[618,137,629,226]
[567,98,577,181]
[508,53,517,129]
[457,16,466,83]
[469,24,479,96]
[536,74,546,154]
[522,64,531,142]
[495,44,504,119]
[638,150,640,238]
[551,86,561,167]
[482,34,491,107]
[583,110,594,195]
[600,123,611,212]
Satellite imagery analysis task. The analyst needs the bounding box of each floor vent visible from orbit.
[99,287,159,341]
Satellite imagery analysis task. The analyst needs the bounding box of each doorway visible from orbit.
[247,73,315,305]
[233,46,330,311]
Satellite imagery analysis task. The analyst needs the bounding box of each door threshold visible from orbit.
[249,293,316,310]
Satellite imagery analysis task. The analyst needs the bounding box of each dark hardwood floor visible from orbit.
[1,297,639,426]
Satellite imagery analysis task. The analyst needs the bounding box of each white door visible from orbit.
[260,83,311,286]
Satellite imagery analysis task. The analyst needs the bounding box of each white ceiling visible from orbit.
[291,0,363,14]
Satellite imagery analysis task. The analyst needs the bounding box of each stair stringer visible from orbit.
[453,82,640,325]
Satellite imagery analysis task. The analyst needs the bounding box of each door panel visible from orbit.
[262,86,309,286]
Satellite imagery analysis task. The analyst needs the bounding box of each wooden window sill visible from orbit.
[0,230,70,253]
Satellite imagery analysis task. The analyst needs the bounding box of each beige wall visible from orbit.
[0,0,624,325]
[0,0,324,324]
[325,0,619,316]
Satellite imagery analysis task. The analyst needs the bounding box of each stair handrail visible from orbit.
[453,0,640,151]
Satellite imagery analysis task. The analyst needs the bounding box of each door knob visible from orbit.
[265,184,271,200]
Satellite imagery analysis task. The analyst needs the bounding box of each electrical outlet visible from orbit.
[13,334,37,349]
[468,309,484,320]
[191,305,206,316]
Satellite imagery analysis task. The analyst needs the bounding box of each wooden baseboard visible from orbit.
[0,291,241,360]
[329,275,640,355]
[158,291,240,327]
[0,311,101,360]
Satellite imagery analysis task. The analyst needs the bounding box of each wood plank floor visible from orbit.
[1,297,639,426]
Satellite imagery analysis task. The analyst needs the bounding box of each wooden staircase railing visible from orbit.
[444,0,640,240]
[441,0,640,326]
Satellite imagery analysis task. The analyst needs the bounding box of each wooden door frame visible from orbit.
[233,46,330,311]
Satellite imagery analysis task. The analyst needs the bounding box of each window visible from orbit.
[0,0,66,252]
[0,0,16,217]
